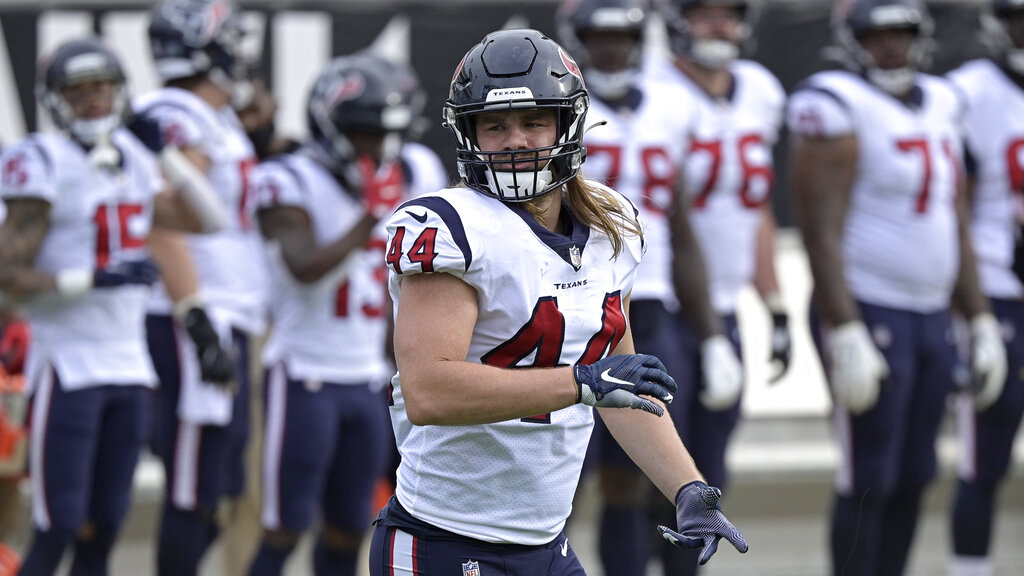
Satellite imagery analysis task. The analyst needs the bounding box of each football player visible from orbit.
[946,1,1024,574]
[135,0,268,573]
[788,0,1004,573]
[0,37,222,575]
[369,54,449,199]
[369,28,746,574]
[610,0,785,571]
[556,0,752,573]
[245,54,407,576]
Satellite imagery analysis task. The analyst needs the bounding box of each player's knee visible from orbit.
[321,523,364,551]
[599,467,650,506]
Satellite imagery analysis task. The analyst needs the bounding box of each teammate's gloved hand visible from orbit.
[658,481,749,565]
[573,354,676,417]
[0,319,29,375]
[125,113,165,153]
[767,310,792,384]
[828,321,888,415]
[93,259,161,288]
[181,306,235,386]
[699,335,743,411]
[357,156,404,220]
[969,313,1007,411]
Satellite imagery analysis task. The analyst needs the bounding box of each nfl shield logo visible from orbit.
[570,245,582,270]
[462,560,481,576]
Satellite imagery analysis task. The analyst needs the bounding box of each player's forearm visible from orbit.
[951,199,989,319]
[397,359,578,426]
[284,215,376,284]
[801,233,858,326]
[149,228,198,303]
[599,405,703,502]
[752,209,782,298]
[672,256,723,341]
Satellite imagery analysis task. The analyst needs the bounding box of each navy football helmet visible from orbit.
[444,29,589,202]
[148,0,252,103]
[37,37,128,146]
[831,0,934,95]
[365,54,430,141]
[556,0,646,101]
[661,0,754,69]
[982,0,1024,74]
[307,54,412,173]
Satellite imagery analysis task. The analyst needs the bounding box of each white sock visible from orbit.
[950,555,993,576]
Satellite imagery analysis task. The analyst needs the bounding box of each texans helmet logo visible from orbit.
[558,47,585,88]
[324,74,366,108]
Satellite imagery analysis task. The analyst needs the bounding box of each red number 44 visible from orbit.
[386,226,439,273]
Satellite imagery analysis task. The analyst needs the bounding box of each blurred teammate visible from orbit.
[0,37,222,575]
[245,54,407,576]
[369,27,747,575]
[788,0,1004,573]
[370,54,449,199]
[135,0,268,573]
[946,2,1024,574]
[556,0,755,573]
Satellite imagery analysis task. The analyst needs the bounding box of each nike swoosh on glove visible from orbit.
[658,481,748,565]
[827,321,889,415]
[699,335,743,410]
[969,313,1007,411]
[573,354,677,416]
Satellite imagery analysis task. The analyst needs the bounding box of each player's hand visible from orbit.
[969,313,1007,411]
[93,259,161,288]
[357,156,404,220]
[0,319,29,375]
[767,311,792,384]
[827,321,888,415]
[699,335,743,411]
[181,306,235,386]
[573,354,676,417]
[658,480,748,565]
[125,113,165,153]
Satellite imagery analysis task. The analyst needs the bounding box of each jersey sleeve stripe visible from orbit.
[401,196,473,272]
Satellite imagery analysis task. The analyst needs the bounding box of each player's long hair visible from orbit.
[520,172,644,258]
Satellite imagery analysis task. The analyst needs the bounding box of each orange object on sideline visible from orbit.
[372,476,394,518]
[0,541,20,576]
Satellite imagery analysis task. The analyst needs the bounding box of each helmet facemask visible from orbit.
[981,6,1024,75]
[37,40,129,167]
[832,0,934,96]
[445,95,588,203]
[557,1,646,101]
[664,0,752,70]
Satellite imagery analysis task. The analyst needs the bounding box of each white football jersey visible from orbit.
[254,151,392,384]
[648,59,785,314]
[0,130,162,392]
[948,59,1024,299]
[583,82,695,310]
[401,141,448,199]
[787,71,963,312]
[385,185,643,545]
[133,88,267,333]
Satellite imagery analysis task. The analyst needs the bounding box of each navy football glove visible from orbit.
[93,259,160,288]
[573,354,676,416]
[125,113,165,153]
[768,312,792,384]
[182,306,235,386]
[658,481,748,565]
